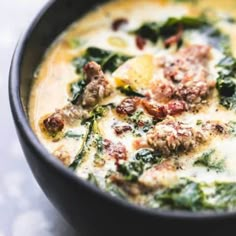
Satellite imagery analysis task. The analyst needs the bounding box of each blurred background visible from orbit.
[0,1,77,235]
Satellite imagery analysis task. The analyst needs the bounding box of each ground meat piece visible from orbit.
[151,79,176,102]
[116,97,138,115]
[112,18,128,31]
[43,114,64,135]
[164,45,210,83]
[104,139,127,165]
[53,146,70,166]
[176,81,208,103]
[82,62,112,107]
[147,119,206,156]
[58,104,89,125]
[113,125,132,135]
[166,100,188,115]
[142,100,167,119]
[83,61,104,82]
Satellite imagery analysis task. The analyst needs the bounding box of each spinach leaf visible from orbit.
[73,47,131,73]
[194,149,225,172]
[117,85,145,97]
[213,183,236,209]
[69,104,114,170]
[217,56,236,110]
[133,16,207,43]
[152,178,236,211]
[69,121,94,170]
[118,149,162,181]
[70,79,87,105]
[118,161,144,182]
[154,178,205,211]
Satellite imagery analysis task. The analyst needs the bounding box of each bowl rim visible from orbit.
[8,0,236,221]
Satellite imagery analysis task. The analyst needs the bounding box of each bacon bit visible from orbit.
[104,139,127,165]
[112,18,128,31]
[167,100,188,116]
[142,100,167,119]
[164,25,183,47]
[43,115,64,135]
[116,97,138,115]
[114,125,132,135]
[135,35,146,50]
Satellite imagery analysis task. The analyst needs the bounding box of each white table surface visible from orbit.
[0,1,77,235]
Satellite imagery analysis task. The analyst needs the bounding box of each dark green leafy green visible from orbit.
[117,85,145,97]
[73,47,131,73]
[194,149,225,172]
[118,149,162,181]
[152,179,236,211]
[154,178,205,211]
[69,121,94,170]
[213,183,236,209]
[133,16,208,43]
[70,79,87,105]
[133,16,230,53]
[216,56,236,110]
[69,104,114,170]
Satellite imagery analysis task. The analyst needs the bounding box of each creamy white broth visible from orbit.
[29,0,236,210]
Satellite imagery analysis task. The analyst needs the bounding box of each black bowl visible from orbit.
[9,0,236,235]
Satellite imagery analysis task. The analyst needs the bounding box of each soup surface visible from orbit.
[29,0,236,211]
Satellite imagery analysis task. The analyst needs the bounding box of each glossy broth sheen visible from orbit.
[29,0,236,211]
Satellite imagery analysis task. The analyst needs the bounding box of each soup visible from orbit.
[29,0,236,211]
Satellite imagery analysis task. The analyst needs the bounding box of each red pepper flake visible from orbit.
[112,18,128,31]
[135,35,146,50]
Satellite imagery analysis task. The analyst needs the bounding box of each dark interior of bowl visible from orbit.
[10,0,236,235]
